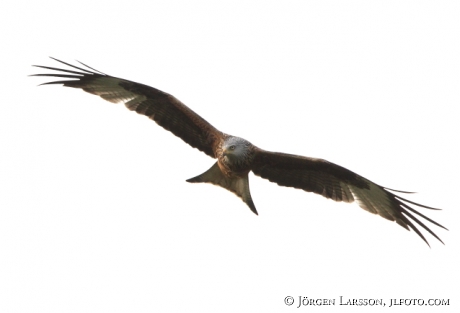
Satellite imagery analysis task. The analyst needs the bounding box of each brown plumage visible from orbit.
[31,58,447,246]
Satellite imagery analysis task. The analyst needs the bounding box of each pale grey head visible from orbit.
[221,136,254,171]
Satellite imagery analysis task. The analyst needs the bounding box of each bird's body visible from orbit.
[32,58,447,246]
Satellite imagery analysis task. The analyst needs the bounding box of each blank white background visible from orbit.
[1,1,459,312]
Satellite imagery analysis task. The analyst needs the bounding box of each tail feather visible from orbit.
[187,162,258,215]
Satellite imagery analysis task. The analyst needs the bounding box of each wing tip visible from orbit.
[383,187,417,194]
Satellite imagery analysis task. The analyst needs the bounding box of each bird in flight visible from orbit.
[32,58,446,246]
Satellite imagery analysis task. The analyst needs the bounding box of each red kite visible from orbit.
[32,58,446,246]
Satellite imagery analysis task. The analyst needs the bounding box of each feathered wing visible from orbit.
[251,149,446,246]
[31,58,223,157]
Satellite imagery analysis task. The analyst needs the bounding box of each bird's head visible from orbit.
[222,136,252,162]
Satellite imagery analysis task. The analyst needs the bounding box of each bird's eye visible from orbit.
[230,145,236,150]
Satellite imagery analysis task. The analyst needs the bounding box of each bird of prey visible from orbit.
[32,58,446,246]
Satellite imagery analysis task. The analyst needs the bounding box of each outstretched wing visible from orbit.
[251,149,446,246]
[31,58,223,158]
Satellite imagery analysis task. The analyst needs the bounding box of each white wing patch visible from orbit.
[83,77,147,105]
[335,182,355,203]
[348,179,407,227]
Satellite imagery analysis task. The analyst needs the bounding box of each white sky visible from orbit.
[1,1,459,312]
